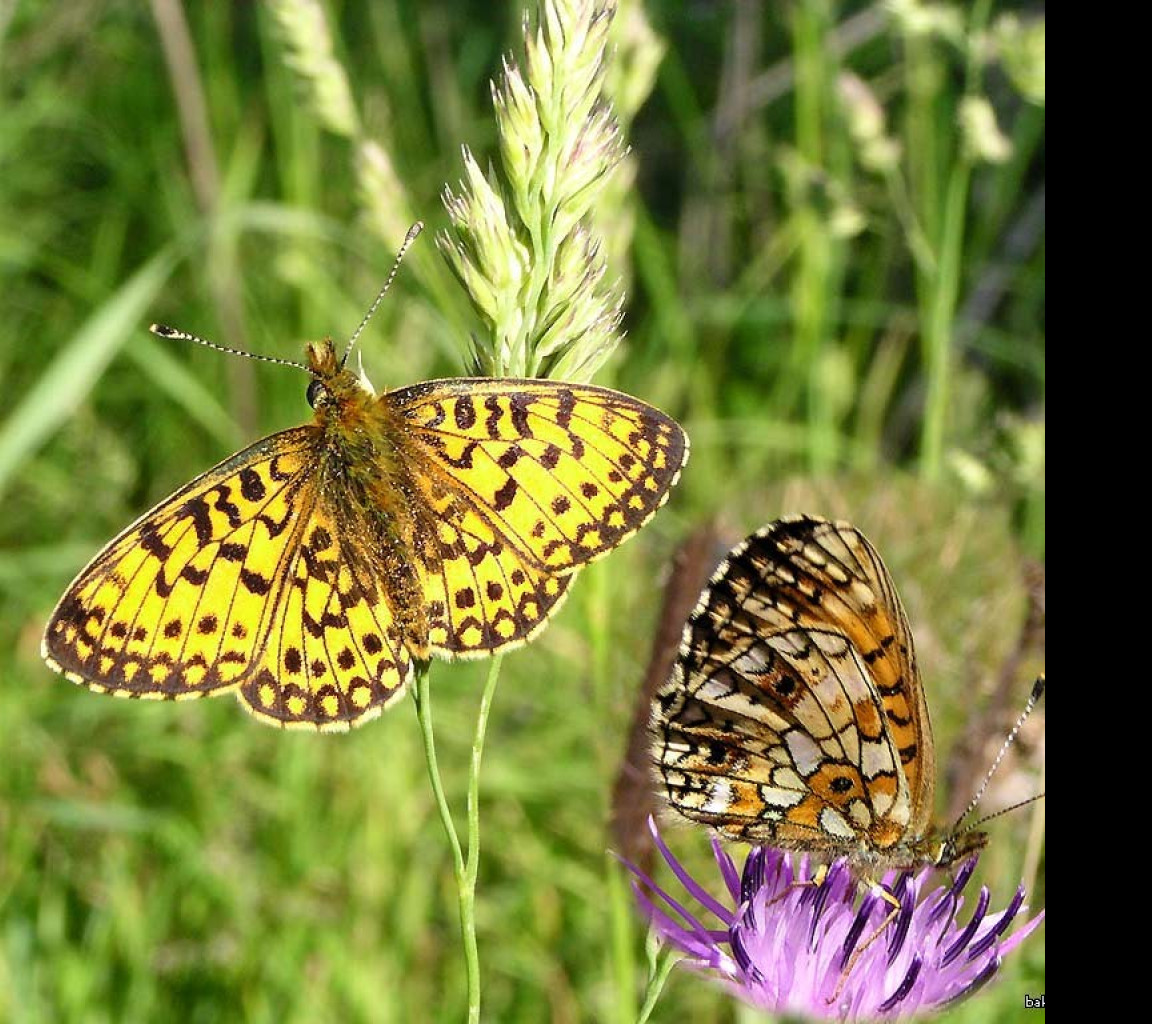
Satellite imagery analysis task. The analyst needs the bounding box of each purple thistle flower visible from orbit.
[627,819,1043,1021]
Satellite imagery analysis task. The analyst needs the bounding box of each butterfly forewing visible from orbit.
[389,378,688,655]
[44,429,318,700]
[42,427,413,729]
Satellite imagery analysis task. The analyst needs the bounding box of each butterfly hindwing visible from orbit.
[751,517,934,831]
[406,467,576,655]
[238,502,412,730]
[653,516,932,854]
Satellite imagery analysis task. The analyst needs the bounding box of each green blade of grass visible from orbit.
[0,246,179,501]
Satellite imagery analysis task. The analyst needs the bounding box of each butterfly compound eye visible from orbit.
[306,378,326,409]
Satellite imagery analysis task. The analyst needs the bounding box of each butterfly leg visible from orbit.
[763,861,830,910]
[827,878,908,1005]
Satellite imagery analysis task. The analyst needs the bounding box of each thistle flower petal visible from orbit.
[628,819,1043,1021]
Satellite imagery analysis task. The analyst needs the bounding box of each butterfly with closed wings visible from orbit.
[651,515,1043,871]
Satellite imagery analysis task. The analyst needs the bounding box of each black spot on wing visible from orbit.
[555,388,575,429]
[493,478,518,511]
[484,395,503,437]
[240,568,271,595]
[453,396,476,429]
[220,542,247,562]
[175,498,213,546]
[498,444,524,468]
[509,395,532,436]
[239,467,266,502]
[212,485,243,529]
[140,527,173,560]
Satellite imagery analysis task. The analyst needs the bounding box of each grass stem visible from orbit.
[412,664,481,1022]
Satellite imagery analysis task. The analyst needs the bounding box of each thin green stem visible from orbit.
[789,0,846,473]
[466,654,504,893]
[411,654,504,1023]
[523,222,559,376]
[918,0,993,482]
[904,18,942,476]
[607,853,638,1024]
[412,664,481,1022]
[920,157,970,482]
[635,947,679,1024]
[883,164,936,278]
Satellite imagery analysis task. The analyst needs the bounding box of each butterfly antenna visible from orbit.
[956,792,1045,838]
[951,674,1045,833]
[341,220,424,369]
[150,324,309,371]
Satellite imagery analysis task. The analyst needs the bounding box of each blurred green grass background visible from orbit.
[0,1,1043,1021]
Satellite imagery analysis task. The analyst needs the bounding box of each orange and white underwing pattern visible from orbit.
[651,515,985,870]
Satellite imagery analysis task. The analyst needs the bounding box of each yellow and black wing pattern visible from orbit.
[44,359,688,732]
